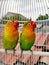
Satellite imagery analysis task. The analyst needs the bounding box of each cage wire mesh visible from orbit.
[0,0,49,65]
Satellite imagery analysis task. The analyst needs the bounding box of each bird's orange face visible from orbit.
[4,20,19,41]
[22,21,36,32]
[22,22,36,42]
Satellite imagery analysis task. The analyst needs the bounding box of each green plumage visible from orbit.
[2,34,18,50]
[20,33,35,51]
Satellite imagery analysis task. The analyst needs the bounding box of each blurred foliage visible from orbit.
[2,14,30,24]
[3,15,29,21]
[36,14,48,21]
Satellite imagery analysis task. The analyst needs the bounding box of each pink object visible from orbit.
[31,34,48,64]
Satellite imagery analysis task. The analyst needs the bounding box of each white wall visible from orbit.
[0,0,49,20]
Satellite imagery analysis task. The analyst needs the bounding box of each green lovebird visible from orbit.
[20,21,36,51]
[2,20,19,50]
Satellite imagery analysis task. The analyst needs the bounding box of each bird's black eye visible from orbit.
[28,23,30,26]
[10,21,13,24]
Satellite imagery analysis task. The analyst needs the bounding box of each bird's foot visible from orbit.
[5,49,7,54]
[30,50,34,65]
[13,49,16,56]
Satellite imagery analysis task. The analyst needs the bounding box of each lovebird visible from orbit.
[2,20,19,50]
[20,21,36,51]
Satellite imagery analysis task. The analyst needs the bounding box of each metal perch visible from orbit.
[0,49,49,56]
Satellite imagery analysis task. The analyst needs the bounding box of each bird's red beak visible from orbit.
[12,20,19,28]
[30,21,37,30]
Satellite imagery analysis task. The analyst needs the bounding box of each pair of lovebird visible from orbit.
[2,20,36,52]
